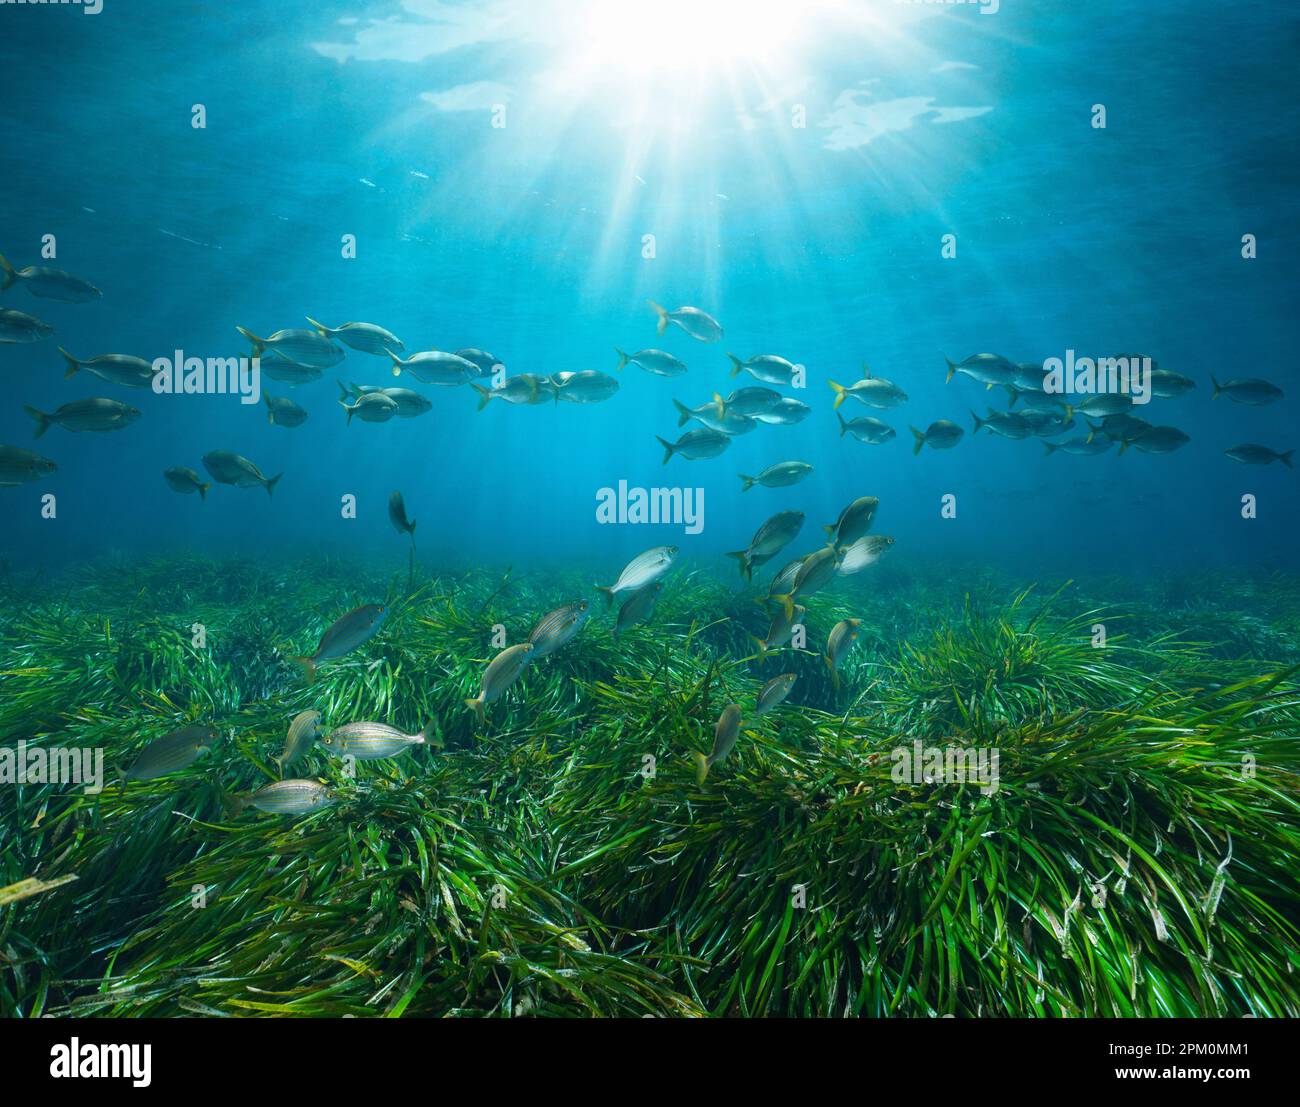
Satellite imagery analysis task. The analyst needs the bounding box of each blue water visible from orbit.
[2,0,1297,578]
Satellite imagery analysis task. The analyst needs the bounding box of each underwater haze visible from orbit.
[2,1,1300,1021]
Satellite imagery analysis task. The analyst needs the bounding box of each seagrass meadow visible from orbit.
[1,554,1298,1018]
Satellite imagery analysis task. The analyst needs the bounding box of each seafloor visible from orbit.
[1,555,1298,1017]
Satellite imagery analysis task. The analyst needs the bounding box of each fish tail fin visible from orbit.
[0,252,14,291]
[822,524,836,540]
[1043,440,1057,455]
[420,721,444,750]
[711,391,728,419]
[909,426,926,456]
[1085,420,1100,444]
[235,325,266,358]
[289,656,318,682]
[656,435,675,465]
[1062,404,1074,422]
[58,346,80,379]
[772,593,794,622]
[339,398,355,425]
[970,409,985,435]
[224,792,251,817]
[825,654,841,691]
[1210,375,1222,398]
[837,411,849,437]
[1005,386,1018,407]
[725,551,750,581]
[672,398,692,427]
[693,751,711,786]
[614,347,629,371]
[336,379,351,401]
[464,696,486,727]
[829,379,847,410]
[738,473,756,491]
[198,482,211,501]
[23,405,52,439]
[595,584,616,607]
[264,473,283,499]
[647,300,668,335]
[727,353,744,378]
[385,348,404,377]
[1118,439,1131,456]
[472,383,491,411]
[304,315,330,337]
[1281,450,1295,469]
[944,357,957,384]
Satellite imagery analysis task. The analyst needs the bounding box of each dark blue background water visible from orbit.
[2,1,1297,579]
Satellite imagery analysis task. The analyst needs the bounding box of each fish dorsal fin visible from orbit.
[861,362,872,380]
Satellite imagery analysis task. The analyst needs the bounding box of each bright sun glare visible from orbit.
[577,0,806,75]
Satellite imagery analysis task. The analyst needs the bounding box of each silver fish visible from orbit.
[265,393,309,427]
[340,392,398,424]
[727,510,805,581]
[1225,444,1293,467]
[472,375,541,409]
[260,353,324,384]
[1120,425,1190,455]
[322,720,427,759]
[673,399,755,435]
[614,582,663,635]
[825,496,878,547]
[837,536,895,575]
[909,419,965,455]
[616,347,687,376]
[59,348,153,388]
[0,445,57,487]
[829,368,907,409]
[1211,377,1283,405]
[25,398,140,438]
[529,601,591,658]
[752,398,811,425]
[972,409,1034,439]
[305,316,403,355]
[124,725,219,781]
[1149,368,1196,398]
[292,603,386,678]
[277,710,323,770]
[945,353,1017,387]
[1042,436,1113,456]
[552,370,619,404]
[465,643,534,725]
[388,348,477,385]
[752,602,805,660]
[695,704,743,783]
[1018,410,1075,437]
[713,386,782,417]
[234,778,335,815]
[0,253,100,302]
[377,388,432,417]
[163,466,211,499]
[728,352,797,385]
[0,307,54,343]
[755,673,797,715]
[648,301,723,343]
[770,546,839,619]
[837,412,895,444]
[1085,414,1150,443]
[389,491,416,542]
[738,460,812,491]
[201,451,282,498]
[824,618,862,689]
[1069,394,1136,418]
[235,326,344,369]
[597,546,678,604]
[657,428,731,463]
